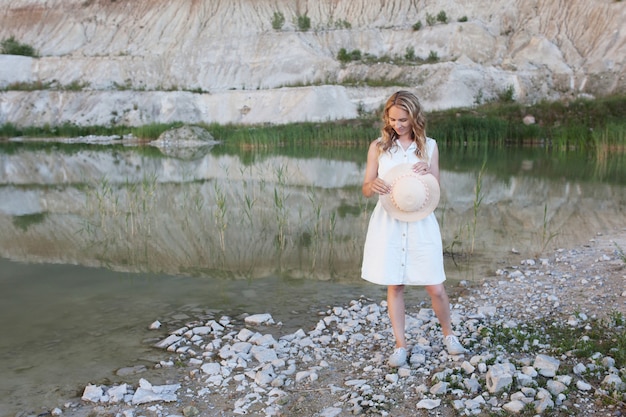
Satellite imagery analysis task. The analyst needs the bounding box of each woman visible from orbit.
[361,91,466,367]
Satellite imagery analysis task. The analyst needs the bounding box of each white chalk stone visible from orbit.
[244,313,275,325]
[416,398,441,409]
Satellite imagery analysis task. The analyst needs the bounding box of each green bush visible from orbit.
[337,48,361,63]
[458,16,468,22]
[426,13,436,26]
[405,47,416,61]
[412,21,422,31]
[497,85,515,103]
[296,14,311,31]
[349,49,361,61]
[1,36,38,57]
[437,11,448,23]
[271,11,285,30]
[333,19,351,29]
[427,50,439,62]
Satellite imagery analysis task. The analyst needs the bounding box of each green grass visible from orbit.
[1,36,38,57]
[481,314,626,368]
[1,94,625,165]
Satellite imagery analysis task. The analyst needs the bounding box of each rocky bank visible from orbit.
[1,0,625,127]
[16,229,626,417]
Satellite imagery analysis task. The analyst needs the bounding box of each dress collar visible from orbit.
[394,138,417,152]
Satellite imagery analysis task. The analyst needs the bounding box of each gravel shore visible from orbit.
[20,230,626,417]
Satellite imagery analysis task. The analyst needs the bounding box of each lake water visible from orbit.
[1,139,625,415]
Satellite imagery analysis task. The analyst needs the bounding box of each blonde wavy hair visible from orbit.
[378,90,427,158]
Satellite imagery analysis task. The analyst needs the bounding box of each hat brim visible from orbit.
[379,163,441,222]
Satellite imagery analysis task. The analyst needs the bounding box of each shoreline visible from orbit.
[10,229,626,417]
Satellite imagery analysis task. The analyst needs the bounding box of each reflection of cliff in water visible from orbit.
[1,148,625,280]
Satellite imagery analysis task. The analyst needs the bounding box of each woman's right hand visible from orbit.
[370,178,391,195]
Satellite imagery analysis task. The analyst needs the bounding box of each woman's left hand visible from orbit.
[412,162,430,175]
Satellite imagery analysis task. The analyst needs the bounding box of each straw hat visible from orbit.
[380,163,440,222]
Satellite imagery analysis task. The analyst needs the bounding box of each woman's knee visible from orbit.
[426,284,446,299]
[388,285,405,296]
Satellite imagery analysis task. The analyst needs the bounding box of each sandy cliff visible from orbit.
[0,0,624,126]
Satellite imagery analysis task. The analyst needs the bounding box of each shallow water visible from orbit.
[1,141,625,416]
[0,257,426,416]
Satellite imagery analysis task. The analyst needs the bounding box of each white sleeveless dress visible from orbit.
[361,137,446,286]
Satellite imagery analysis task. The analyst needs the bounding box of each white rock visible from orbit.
[385,373,399,384]
[535,395,555,413]
[602,374,626,391]
[252,334,277,347]
[81,384,105,403]
[344,379,367,387]
[521,366,538,377]
[108,384,128,403]
[486,364,514,393]
[573,363,587,375]
[232,341,253,354]
[251,346,278,363]
[533,354,560,377]
[465,394,486,409]
[237,328,255,341]
[410,352,426,365]
[502,400,526,413]
[452,399,465,410]
[416,398,441,409]
[463,378,481,394]
[210,320,225,332]
[254,365,276,386]
[295,371,310,383]
[430,381,448,395]
[318,407,343,417]
[516,373,534,387]
[154,334,182,349]
[192,326,212,335]
[546,380,567,396]
[461,361,476,374]
[244,313,275,325]
[201,362,221,376]
[131,378,180,405]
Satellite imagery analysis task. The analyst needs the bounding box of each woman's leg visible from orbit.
[425,283,453,336]
[387,285,406,347]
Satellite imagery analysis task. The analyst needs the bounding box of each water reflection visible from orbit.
[1,145,625,280]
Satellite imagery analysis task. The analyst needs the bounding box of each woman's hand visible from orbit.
[370,178,391,195]
[412,162,430,175]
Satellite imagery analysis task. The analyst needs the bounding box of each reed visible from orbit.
[212,182,228,254]
[538,203,559,256]
[306,189,323,269]
[272,164,290,251]
[469,161,486,254]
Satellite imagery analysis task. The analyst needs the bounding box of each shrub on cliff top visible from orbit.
[1,36,38,57]
[296,14,311,31]
[271,11,285,30]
